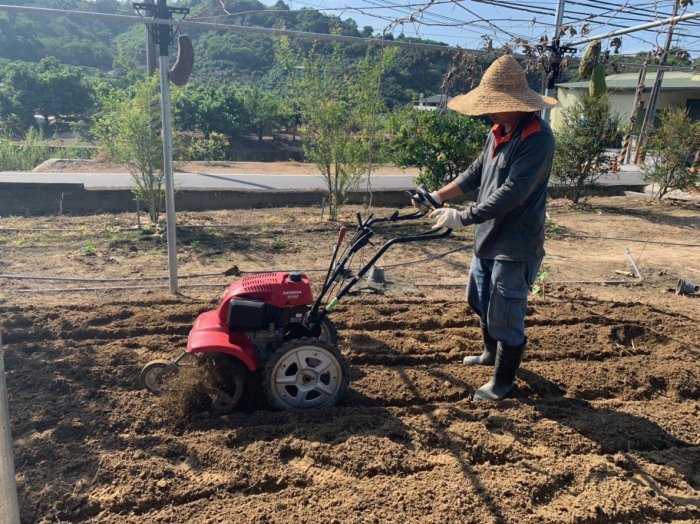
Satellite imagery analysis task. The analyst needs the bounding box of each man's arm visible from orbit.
[461,133,554,225]
[435,181,464,203]
[451,146,486,196]
[417,146,485,207]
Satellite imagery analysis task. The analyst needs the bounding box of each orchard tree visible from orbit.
[242,86,287,140]
[642,107,700,200]
[171,83,247,138]
[0,57,94,130]
[278,39,391,220]
[386,107,488,191]
[551,95,620,203]
[93,77,164,222]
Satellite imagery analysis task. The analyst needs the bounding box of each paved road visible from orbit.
[0,172,414,190]
[0,166,646,190]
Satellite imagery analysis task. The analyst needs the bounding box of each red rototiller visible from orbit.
[141,188,450,411]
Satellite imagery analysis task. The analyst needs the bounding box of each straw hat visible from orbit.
[447,55,557,116]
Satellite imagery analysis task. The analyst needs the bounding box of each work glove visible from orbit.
[411,190,442,213]
[430,207,475,229]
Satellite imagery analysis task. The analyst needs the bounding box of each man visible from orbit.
[414,55,556,401]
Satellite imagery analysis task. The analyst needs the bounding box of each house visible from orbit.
[550,71,700,131]
[413,93,452,111]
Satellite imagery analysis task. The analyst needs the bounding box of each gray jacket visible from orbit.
[454,113,555,262]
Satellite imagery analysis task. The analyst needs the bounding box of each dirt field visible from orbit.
[0,196,698,523]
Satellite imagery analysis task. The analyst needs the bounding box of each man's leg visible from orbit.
[474,258,542,400]
[463,256,498,366]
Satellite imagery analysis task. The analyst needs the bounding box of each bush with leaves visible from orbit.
[174,131,230,161]
[642,107,700,200]
[386,108,488,191]
[551,95,620,203]
[93,76,164,222]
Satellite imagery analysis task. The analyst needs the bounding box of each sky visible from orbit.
[263,0,700,59]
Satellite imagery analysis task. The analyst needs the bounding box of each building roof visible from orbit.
[556,71,700,92]
[416,94,452,103]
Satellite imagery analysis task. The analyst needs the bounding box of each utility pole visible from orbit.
[619,52,651,164]
[543,0,566,123]
[134,0,189,294]
[634,0,681,164]
[144,0,157,76]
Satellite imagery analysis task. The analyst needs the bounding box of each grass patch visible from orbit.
[0,129,93,171]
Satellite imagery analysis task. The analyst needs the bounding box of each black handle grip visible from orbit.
[415,186,442,209]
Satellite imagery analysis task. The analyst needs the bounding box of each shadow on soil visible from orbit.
[517,369,690,453]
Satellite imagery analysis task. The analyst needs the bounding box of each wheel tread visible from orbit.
[262,337,349,411]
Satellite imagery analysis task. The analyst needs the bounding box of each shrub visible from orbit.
[174,131,230,161]
[386,108,488,191]
[0,128,50,170]
[551,95,620,203]
[0,128,91,171]
[642,107,700,200]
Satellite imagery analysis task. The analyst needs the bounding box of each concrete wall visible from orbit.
[551,87,699,132]
[0,183,645,217]
[0,184,413,216]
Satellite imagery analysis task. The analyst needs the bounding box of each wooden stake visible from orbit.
[624,247,644,281]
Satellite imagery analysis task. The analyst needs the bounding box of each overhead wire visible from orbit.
[190,0,698,52]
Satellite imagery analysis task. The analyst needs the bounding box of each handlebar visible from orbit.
[415,186,442,209]
[307,195,454,324]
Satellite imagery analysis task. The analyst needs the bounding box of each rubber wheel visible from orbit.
[200,354,246,413]
[319,317,338,346]
[141,359,178,394]
[263,337,349,411]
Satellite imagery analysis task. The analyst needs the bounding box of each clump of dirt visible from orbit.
[158,365,215,425]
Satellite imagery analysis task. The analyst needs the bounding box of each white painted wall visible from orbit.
[550,87,697,132]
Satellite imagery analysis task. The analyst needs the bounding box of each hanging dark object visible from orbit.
[579,40,601,80]
[589,63,607,97]
[169,34,194,86]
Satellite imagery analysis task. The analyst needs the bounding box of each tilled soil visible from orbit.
[2,293,699,523]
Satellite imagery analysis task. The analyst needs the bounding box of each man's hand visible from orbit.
[411,190,442,212]
[430,207,468,229]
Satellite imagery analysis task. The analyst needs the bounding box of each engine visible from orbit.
[216,272,315,359]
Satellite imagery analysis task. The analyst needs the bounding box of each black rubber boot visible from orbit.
[473,339,526,401]
[463,321,497,366]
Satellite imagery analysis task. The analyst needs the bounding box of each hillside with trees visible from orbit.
[0,0,458,106]
[0,0,492,174]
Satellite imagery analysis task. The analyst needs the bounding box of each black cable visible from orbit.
[554,233,700,248]
[472,0,697,40]
[585,0,700,24]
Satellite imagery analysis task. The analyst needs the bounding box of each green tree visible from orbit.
[386,108,488,191]
[242,86,287,141]
[642,107,700,200]
[0,57,94,130]
[93,77,164,222]
[171,83,247,138]
[551,95,620,203]
[279,40,389,220]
